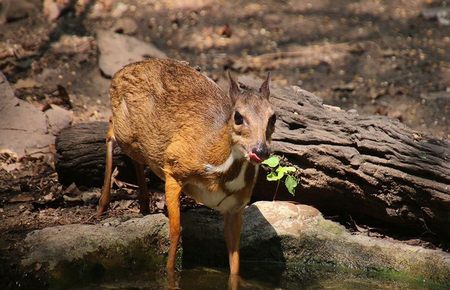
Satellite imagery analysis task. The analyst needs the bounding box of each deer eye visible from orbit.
[234,111,244,125]
[269,114,276,127]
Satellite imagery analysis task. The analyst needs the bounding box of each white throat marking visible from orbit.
[204,146,243,173]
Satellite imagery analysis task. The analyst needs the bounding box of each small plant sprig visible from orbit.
[261,155,298,200]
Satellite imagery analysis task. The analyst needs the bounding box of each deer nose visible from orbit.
[252,144,270,160]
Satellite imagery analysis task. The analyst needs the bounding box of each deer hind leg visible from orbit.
[164,174,182,272]
[97,118,115,216]
[134,161,150,215]
[224,209,244,275]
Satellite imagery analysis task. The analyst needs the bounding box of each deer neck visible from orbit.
[205,145,258,193]
[201,119,258,193]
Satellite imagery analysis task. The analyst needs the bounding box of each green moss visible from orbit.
[281,261,450,289]
[315,219,345,236]
[365,268,450,290]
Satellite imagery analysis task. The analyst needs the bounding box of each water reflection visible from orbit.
[63,264,440,289]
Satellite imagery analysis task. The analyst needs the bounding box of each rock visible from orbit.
[0,73,72,157]
[43,0,100,22]
[14,78,41,90]
[182,201,450,284]
[97,30,166,78]
[0,73,54,157]
[50,35,95,55]
[422,7,450,19]
[42,0,64,22]
[88,0,113,19]
[422,7,450,26]
[113,17,138,35]
[21,214,170,286]
[110,2,128,18]
[15,202,450,287]
[0,0,35,24]
[44,104,73,135]
[422,91,450,100]
[17,212,175,288]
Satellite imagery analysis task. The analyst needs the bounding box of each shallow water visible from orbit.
[72,263,445,290]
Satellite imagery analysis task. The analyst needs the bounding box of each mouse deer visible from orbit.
[97,58,276,276]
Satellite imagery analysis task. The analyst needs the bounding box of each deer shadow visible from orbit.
[180,204,287,288]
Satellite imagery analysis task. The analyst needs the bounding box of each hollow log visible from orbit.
[55,81,450,239]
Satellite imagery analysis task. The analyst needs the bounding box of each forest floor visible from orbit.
[1,0,449,265]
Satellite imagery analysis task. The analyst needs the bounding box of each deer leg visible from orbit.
[97,118,115,216]
[164,174,182,271]
[133,161,150,215]
[228,274,240,290]
[224,209,244,275]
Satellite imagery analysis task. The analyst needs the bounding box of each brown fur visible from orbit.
[98,58,275,279]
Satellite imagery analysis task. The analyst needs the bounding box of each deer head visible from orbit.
[228,72,276,164]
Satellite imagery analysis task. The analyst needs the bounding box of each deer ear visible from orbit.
[228,71,241,103]
[259,72,271,99]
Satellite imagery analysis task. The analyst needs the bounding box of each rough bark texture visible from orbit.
[55,83,450,238]
[256,80,450,239]
[55,121,136,188]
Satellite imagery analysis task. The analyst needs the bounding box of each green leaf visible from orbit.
[266,172,279,181]
[262,156,279,168]
[277,166,297,175]
[285,175,298,196]
[283,166,297,173]
[274,167,286,179]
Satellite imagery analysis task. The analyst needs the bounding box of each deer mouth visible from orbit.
[248,152,262,163]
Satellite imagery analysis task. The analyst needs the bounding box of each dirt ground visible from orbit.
[1,0,449,268]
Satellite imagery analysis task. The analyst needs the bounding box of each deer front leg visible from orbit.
[224,209,244,275]
[164,174,182,271]
[97,118,115,216]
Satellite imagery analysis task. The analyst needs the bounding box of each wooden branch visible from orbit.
[55,83,450,238]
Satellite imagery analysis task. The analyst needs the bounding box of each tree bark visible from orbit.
[55,122,136,188]
[55,82,450,239]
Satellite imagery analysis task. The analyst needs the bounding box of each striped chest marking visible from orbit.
[225,161,248,192]
[187,148,260,213]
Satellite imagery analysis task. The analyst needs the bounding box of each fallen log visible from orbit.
[55,121,136,187]
[55,80,450,239]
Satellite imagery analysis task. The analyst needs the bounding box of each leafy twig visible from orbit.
[261,156,298,199]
